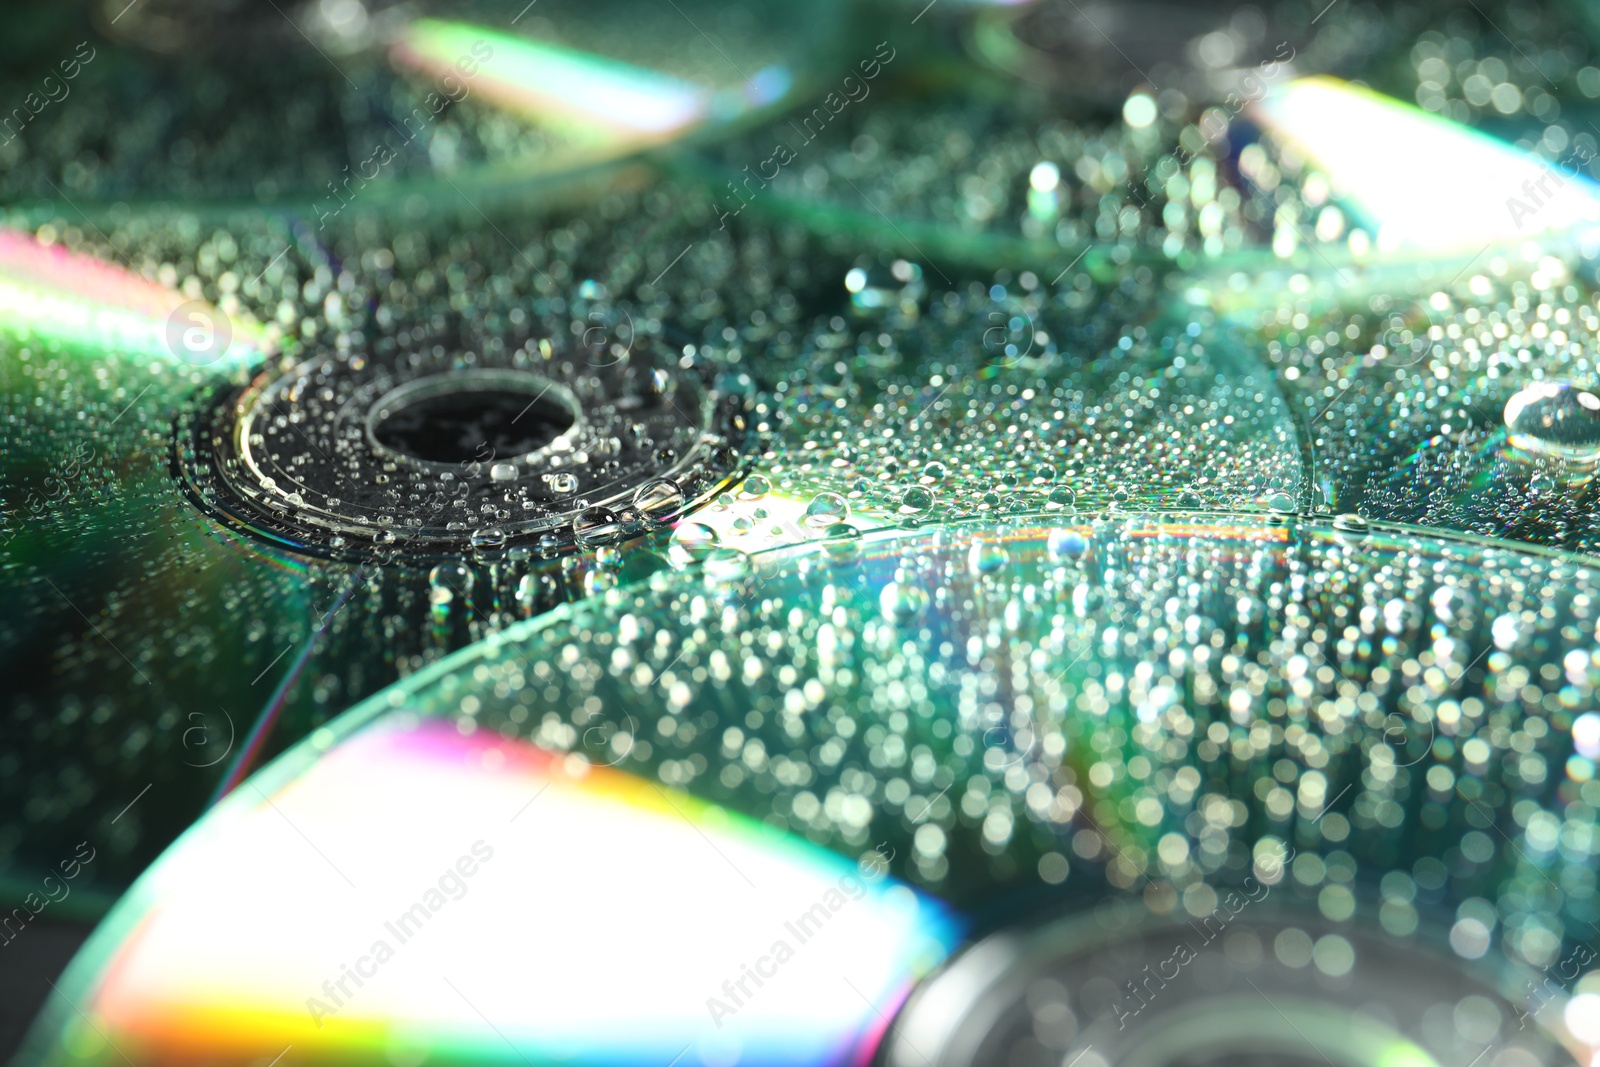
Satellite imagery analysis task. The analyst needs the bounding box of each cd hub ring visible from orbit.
[176,340,753,561]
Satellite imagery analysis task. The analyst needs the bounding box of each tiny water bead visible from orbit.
[544,472,580,494]
[428,562,474,607]
[804,491,849,527]
[572,506,625,546]
[879,580,930,624]
[1046,528,1089,560]
[515,573,540,615]
[968,538,1009,575]
[900,486,934,513]
[632,478,685,525]
[702,547,752,583]
[667,522,719,566]
[1504,381,1600,464]
[740,475,772,500]
[822,522,863,559]
[469,527,508,553]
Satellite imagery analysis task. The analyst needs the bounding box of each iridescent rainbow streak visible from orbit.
[33,716,961,1067]
[208,565,367,807]
[391,19,791,148]
[0,229,269,366]
[1250,76,1600,255]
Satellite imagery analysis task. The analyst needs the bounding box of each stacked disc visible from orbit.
[11,1,1600,1066]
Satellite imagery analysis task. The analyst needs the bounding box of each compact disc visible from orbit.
[1166,71,1600,558]
[685,69,1433,274]
[0,0,843,212]
[686,0,1600,274]
[0,175,849,900]
[23,511,1600,1065]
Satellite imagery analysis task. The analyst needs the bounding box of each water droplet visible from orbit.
[490,462,517,482]
[633,479,685,525]
[900,486,934,513]
[429,562,474,610]
[1047,485,1077,508]
[373,529,396,545]
[740,475,771,499]
[1332,513,1368,533]
[969,538,1009,575]
[804,492,849,527]
[920,461,948,483]
[515,573,539,616]
[1047,528,1089,560]
[470,527,508,552]
[879,581,929,623]
[704,548,751,583]
[1504,380,1600,463]
[668,522,719,566]
[544,472,579,494]
[1267,493,1295,513]
[573,506,624,546]
[822,522,862,558]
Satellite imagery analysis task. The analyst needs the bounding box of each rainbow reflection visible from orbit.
[0,230,268,366]
[393,20,791,145]
[22,717,958,1067]
[1251,76,1600,254]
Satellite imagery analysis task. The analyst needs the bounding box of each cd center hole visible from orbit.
[373,387,574,464]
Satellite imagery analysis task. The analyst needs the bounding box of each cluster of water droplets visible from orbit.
[386,511,1600,1007]
[1226,256,1600,552]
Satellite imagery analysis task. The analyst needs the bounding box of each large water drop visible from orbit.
[1504,381,1600,464]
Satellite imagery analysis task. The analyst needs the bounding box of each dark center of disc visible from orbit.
[373,388,574,464]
